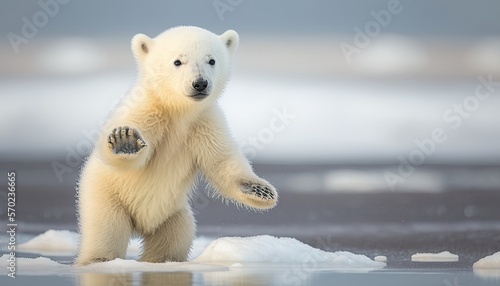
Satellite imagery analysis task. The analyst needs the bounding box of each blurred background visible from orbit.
[0,0,499,266]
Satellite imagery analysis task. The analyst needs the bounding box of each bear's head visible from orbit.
[131,26,239,107]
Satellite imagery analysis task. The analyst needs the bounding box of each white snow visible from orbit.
[18,229,79,255]
[374,256,387,262]
[2,230,385,275]
[193,235,385,268]
[473,251,500,279]
[0,255,72,275]
[473,251,500,269]
[17,229,211,260]
[18,230,141,256]
[0,254,226,276]
[189,236,215,260]
[411,251,459,262]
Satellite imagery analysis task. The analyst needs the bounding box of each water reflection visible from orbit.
[78,272,193,286]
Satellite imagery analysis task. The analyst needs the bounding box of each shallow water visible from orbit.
[1,222,500,286]
[1,264,499,286]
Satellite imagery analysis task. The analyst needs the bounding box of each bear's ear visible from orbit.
[219,30,239,55]
[131,33,153,61]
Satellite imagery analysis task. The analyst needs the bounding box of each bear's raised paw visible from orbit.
[240,180,277,201]
[108,126,147,155]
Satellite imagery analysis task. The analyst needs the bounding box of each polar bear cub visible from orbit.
[75,26,278,265]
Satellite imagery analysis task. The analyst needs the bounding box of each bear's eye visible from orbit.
[174,60,182,66]
[209,59,216,66]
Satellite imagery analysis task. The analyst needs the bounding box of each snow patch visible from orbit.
[6,231,385,276]
[0,255,72,275]
[411,251,459,262]
[0,254,225,276]
[193,235,385,268]
[474,251,500,269]
[17,229,211,260]
[189,236,214,260]
[473,252,500,279]
[18,230,79,254]
[374,256,387,262]
[472,251,500,280]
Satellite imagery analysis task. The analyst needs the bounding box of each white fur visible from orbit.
[75,26,277,265]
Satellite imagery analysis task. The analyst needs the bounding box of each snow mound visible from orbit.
[0,255,71,275]
[411,251,459,262]
[473,252,500,279]
[189,236,214,260]
[19,230,79,253]
[193,235,385,268]
[474,251,500,269]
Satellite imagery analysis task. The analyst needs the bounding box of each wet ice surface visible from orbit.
[2,230,384,274]
[1,229,500,285]
[0,231,387,285]
[2,187,500,285]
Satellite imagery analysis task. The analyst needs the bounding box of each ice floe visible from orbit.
[411,251,459,262]
[193,235,384,268]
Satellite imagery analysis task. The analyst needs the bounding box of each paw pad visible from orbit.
[108,126,147,155]
[240,180,276,200]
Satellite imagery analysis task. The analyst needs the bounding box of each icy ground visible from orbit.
[1,230,384,276]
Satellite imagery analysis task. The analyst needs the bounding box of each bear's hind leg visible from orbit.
[140,207,195,263]
[75,202,134,265]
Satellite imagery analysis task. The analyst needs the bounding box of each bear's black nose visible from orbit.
[192,78,208,92]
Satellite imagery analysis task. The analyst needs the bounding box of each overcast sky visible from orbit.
[2,0,500,40]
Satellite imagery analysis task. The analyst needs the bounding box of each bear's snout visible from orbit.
[192,77,208,92]
[190,77,210,100]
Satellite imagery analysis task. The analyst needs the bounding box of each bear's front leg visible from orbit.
[192,107,279,210]
[200,153,278,210]
[108,126,147,156]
